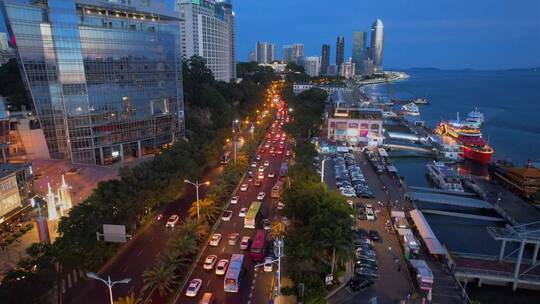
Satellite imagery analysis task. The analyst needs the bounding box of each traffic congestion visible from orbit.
[173,95,291,304]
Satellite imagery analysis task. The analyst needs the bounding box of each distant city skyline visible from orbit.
[233,0,540,69]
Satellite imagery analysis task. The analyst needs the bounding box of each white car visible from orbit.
[240,236,250,250]
[268,172,276,178]
[209,233,222,246]
[185,278,202,297]
[258,173,265,180]
[258,166,265,173]
[228,233,239,245]
[239,207,247,217]
[240,184,248,191]
[263,257,273,272]
[222,210,233,221]
[165,214,179,228]
[231,196,239,204]
[251,162,257,167]
[264,160,270,166]
[366,210,376,221]
[203,255,217,270]
[215,259,229,275]
[277,201,285,210]
[257,192,266,200]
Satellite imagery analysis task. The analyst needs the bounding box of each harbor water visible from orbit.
[364,69,540,256]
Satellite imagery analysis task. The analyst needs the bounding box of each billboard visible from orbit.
[102,224,127,243]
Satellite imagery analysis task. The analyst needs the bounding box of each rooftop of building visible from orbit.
[0,162,30,179]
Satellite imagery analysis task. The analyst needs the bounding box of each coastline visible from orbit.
[355,71,410,86]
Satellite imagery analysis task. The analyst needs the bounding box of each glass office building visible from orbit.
[1,0,185,165]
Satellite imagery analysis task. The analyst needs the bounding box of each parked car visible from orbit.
[349,278,374,291]
[369,230,381,242]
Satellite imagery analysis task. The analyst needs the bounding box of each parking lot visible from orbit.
[321,151,414,304]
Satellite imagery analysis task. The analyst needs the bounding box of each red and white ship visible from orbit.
[434,118,493,164]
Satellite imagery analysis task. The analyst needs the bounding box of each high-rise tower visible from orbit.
[352,31,367,75]
[370,19,384,72]
[336,35,345,73]
[321,44,330,76]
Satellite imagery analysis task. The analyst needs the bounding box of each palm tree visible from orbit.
[177,218,209,242]
[114,292,137,304]
[160,249,192,271]
[187,197,221,224]
[142,262,178,297]
[170,234,199,258]
[320,225,352,274]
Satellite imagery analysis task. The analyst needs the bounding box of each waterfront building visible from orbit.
[370,18,384,72]
[256,41,275,64]
[326,64,337,76]
[298,56,320,77]
[340,60,356,79]
[1,0,185,165]
[327,90,383,147]
[0,162,34,220]
[176,0,235,82]
[248,51,256,62]
[293,83,349,95]
[282,43,304,63]
[352,31,367,75]
[320,44,330,76]
[336,35,345,73]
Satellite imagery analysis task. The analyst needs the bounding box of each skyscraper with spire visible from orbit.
[370,19,384,72]
[336,35,345,73]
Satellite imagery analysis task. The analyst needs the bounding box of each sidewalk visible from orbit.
[0,222,39,280]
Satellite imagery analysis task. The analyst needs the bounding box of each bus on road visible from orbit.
[244,201,262,229]
[271,181,283,199]
[249,229,266,262]
[224,254,245,293]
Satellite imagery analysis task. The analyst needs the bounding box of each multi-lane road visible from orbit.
[63,131,251,304]
[174,113,290,304]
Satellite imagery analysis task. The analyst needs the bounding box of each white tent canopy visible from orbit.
[409,209,445,256]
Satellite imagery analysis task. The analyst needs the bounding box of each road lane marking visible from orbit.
[136,249,143,256]
[221,247,225,253]
[206,280,211,287]
[149,236,155,242]
[233,222,237,227]
[121,265,128,273]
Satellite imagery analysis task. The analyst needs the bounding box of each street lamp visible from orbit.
[321,157,329,183]
[184,179,210,220]
[86,272,131,304]
[232,119,239,163]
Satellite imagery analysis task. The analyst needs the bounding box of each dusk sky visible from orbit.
[234,0,540,69]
